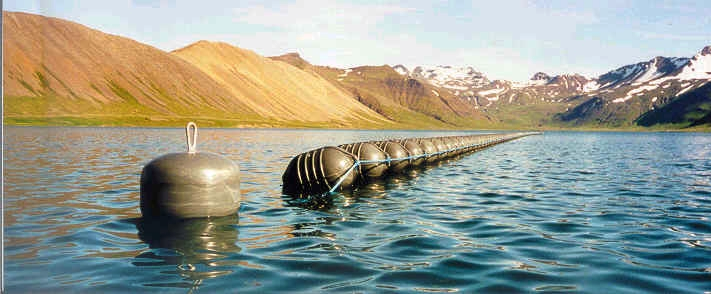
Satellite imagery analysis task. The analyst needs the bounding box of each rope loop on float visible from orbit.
[186,122,198,154]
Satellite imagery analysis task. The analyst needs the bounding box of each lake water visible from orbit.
[3,127,711,293]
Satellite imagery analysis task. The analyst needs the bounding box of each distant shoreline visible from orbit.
[5,116,709,132]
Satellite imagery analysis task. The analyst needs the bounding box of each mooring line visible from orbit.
[319,133,539,196]
[325,140,497,194]
[328,161,361,194]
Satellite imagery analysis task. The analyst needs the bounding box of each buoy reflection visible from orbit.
[133,215,240,290]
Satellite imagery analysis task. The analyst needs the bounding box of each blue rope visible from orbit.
[327,161,361,194]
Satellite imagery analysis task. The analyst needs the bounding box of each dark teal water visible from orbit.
[3,127,711,293]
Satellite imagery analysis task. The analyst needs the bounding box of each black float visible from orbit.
[140,122,241,219]
[282,132,540,197]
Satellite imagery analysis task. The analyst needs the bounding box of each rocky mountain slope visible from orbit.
[409,66,490,91]
[394,46,710,128]
[558,47,711,127]
[393,65,591,107]
[594,56,689,89]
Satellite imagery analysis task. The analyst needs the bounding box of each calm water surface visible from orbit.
[3,127,711,293]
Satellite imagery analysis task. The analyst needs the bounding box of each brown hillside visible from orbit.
[2,11,254,119]
[270,52,313,71]
[271,53,492,127]
[316,65,493,127]
[172,41,387,124]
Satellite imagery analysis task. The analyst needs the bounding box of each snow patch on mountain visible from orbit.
[478,87,506,96]
[628,57,688,86]
[338,68,353,78]
[672,58,690,68]
[392,64,409,76]
[633,58,665,85]
[583,80,600,92]
[674,51,711,80]
[614,64,642,81]
[530,72,551,86]
[411,65,490,89]
[529,79,548,86]
[510,81,529,89]
[612,84,660,103]
[676,84,698,96]
[388,45,709,109]
[443,85,469,90]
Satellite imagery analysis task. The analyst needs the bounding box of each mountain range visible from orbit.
[391,46,710,128]
[3,11,710,129]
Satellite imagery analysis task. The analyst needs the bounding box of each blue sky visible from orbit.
[5,0,711,81]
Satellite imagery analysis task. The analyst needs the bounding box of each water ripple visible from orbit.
[4,128,711,293]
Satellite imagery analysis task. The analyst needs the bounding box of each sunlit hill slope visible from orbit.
[270,53,495,129]
[171,41,386,126]
[2,11,388,128]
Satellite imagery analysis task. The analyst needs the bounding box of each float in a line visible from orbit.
[282,132,540,196]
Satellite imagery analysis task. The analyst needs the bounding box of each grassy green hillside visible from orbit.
[636,83,711,128]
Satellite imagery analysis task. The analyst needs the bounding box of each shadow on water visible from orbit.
[129,215,240,291]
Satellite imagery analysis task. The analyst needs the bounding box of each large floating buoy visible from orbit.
[282,146,359,194]
[282,132,541,197]
[140,122,241,219]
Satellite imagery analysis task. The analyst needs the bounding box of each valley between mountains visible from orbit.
[3,11,710,130]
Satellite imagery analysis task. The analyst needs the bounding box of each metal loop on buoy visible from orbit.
[186,122,198,153]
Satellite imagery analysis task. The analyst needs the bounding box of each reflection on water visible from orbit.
[133,216,240,290]
[284,164,423,210]
[4,128,711,293]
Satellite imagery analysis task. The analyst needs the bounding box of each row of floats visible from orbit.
[139,123,539,219]
[282,132,540,196]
